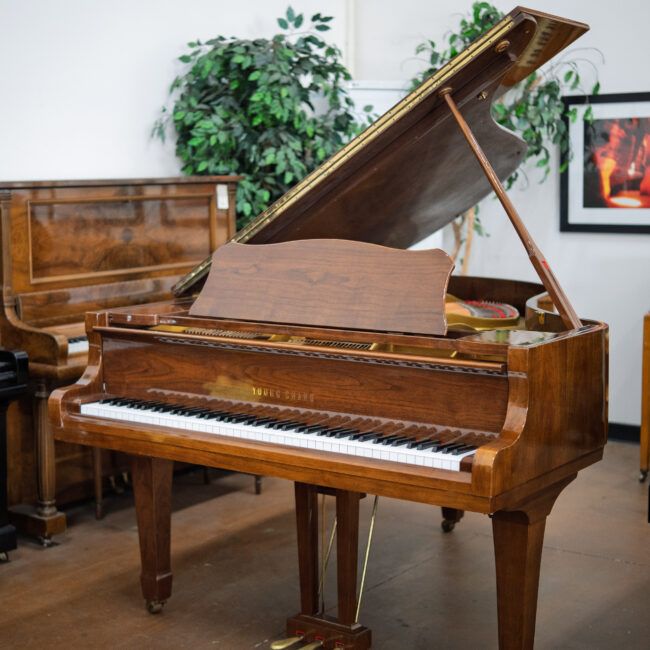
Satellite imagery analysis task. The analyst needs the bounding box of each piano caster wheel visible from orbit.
[146,599,166,614]
[639,470,648,483]
[38,535,55,548]
[441,519,456,533]
[0,551,8,562]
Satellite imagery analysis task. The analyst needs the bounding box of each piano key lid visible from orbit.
[173,6,588,297]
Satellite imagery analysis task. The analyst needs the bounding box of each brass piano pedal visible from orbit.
[269,636,303,649]
[108,474,125,494]
[299,642,323,650]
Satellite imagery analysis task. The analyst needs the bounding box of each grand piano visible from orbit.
[0,176,238,540]
[50,7,607,649]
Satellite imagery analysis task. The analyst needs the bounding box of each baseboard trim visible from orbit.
[608,423,640,443]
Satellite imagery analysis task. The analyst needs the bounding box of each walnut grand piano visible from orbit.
[50,8,607,649]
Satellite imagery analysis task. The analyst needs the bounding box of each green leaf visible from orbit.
[179,54,192,63]
[315,24,330,31]
[277,17,289,29]
[592,81,601,95]
[197,161,209,171]
[286,6,295,22]
[294,14,303,28]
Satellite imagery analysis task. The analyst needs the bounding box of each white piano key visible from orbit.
[79,400,477,472]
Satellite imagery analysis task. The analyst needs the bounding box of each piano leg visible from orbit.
[492,475,576,650]
[295,482,319,615]
[93,448,104,519]
[9,382,66,544]
[131,456,173,614]
[285,483,371,650]
[0,400,17,560]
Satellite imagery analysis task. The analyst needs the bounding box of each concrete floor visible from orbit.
[1,440,649,649]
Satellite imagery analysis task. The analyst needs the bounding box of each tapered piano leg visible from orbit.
[131,456,173,614]
[295,482,319,615]
[336,489,360,626]
[492,475,575,650]
[285,484,371,650]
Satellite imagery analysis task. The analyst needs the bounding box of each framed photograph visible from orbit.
[560,91,650,233]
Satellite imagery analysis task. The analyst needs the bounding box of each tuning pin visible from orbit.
[269,636,303,650]
[300,643,323,650]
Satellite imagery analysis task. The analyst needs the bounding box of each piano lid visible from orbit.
[174,6,587,296]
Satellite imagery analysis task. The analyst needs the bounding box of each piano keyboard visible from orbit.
[68,336,89,355]
[80,398,485,472]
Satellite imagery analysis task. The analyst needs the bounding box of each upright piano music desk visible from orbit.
[52,8,607,650]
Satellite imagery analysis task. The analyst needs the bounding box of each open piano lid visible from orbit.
[174,6,587,296]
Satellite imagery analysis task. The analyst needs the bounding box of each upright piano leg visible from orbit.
[93,448,104,519]
[285,484,371,650]
[131,456,173,614]
[9,382,66,544]
[0,401,17,560]
[491,476,575,650]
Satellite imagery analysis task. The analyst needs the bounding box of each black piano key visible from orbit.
[322,428,349,437]
[356,432,380,442]
[203,411,229,419]
[334,429,359,438]
[296,423,326,433]
[417,439,442,450]
[407,437,432,449]
[451,445,477,455]
[275,421,304,430]
[437,443,465,454]
[374,434,400,445]
[389,437,412,447]
[296,424,322,433]
[251,417,277,427]
[227,414,252,423]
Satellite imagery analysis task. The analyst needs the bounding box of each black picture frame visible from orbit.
[560,91,650,234]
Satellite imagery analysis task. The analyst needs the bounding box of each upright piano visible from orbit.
[50,8,607,649]
[0,348,28,560]
[0,176,238,541]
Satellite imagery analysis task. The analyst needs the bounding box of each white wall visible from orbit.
[1,0,648,424]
